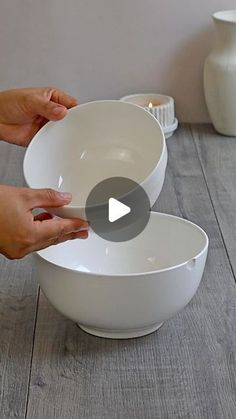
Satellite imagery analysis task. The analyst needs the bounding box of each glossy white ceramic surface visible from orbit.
[23,101,167,219]
[35,212,209,339]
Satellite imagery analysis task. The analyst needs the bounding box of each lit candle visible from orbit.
[120,93,178,139]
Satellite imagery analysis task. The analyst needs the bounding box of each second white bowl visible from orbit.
[35,212,209,339]
[23,101,167,219]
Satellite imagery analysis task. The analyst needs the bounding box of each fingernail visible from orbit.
[59,192,72,201]
[75,221,89,230]
[75,226,88,232]
[80,234,88,240]
[74,226,88,232]
[53,106,65,115]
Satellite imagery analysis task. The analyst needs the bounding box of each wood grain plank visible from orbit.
[192,124,236,282]
[0,141,38,419]
[26,125,236,419]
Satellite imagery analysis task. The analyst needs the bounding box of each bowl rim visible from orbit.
[35,212,209,278]
[23,100,166,211]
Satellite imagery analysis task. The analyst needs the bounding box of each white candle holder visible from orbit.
[120,93,178,139]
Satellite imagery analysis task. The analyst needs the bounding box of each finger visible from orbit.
[50,89,79,109]
[25,188,72,209]
[51,229,89,245]
[73,230,88,240]
[28,229,89,254]
[34,217,89,242]
[28,94,68,121]
[34,212,53,222]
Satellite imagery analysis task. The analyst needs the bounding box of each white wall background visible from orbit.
[0,0,235,122]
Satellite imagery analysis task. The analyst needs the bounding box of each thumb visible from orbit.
[29,95,68,121]
[26,188,72,209]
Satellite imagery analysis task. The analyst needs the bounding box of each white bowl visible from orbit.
[23,101,167,219]
[35,212,209,339]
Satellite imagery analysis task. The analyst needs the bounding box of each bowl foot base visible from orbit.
[77,322,164,339]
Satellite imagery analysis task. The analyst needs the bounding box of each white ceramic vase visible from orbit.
[204,10,236,136]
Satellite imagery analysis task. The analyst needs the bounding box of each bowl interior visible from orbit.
[24,101,164,208]
[37,213,208,276]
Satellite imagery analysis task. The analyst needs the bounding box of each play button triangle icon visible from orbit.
[108,198,131,223]
[86,177,151,242]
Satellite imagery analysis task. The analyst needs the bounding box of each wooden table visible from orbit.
[0,125,235,419]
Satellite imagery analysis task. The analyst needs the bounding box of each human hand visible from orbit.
[0,185,88,259]
[0,87,78,146]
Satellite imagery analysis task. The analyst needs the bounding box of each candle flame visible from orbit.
[148,102,153,108]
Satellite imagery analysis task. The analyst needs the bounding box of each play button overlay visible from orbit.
[108,198,131,222]
[85,177,151,242]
